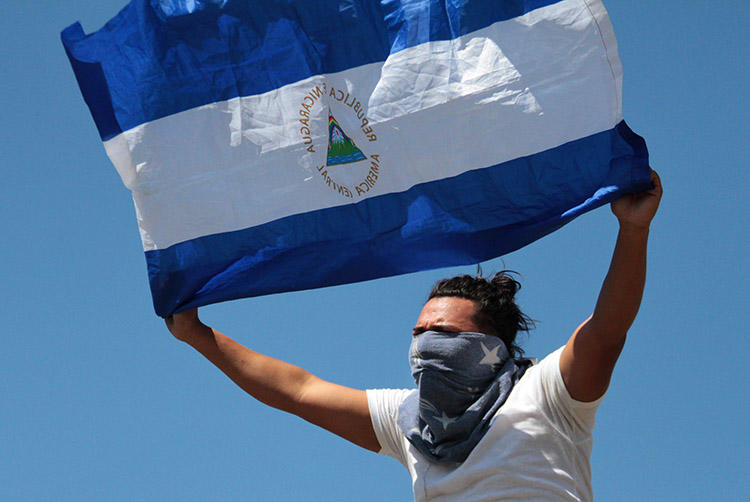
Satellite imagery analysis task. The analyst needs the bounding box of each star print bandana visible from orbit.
[397,331,532,463]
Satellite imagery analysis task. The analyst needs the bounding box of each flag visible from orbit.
[62,0,650,317]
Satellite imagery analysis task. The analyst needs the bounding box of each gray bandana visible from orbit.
[397,330,532,464]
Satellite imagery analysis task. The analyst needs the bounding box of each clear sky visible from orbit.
[1,1,747,500]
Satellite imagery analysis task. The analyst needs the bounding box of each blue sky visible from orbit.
[1,1,747,500]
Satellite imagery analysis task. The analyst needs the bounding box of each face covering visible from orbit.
[397,330,532,463]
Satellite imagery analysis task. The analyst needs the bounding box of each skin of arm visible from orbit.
[165,309,381,452]
[560,170,663,402]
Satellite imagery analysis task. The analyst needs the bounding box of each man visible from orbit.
[166,170,662,500]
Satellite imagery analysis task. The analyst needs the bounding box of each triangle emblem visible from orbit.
[326,112,366,166]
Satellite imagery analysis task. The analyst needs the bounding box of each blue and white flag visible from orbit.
[62,0,650,317]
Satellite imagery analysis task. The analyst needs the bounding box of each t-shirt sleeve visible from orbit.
[366,388,414,466]
[533,346,605,441]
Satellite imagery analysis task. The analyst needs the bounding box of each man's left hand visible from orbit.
[611,169,662,229]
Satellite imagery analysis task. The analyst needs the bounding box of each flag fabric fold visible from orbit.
[62,0,650,317]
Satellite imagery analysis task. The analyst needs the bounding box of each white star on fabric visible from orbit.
[479,342,502,367]
[434,411,458,431]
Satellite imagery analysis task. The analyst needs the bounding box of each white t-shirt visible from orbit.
[367,347,603,501]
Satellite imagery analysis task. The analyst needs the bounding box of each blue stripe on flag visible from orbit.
[147,121,649,316]
[62,0,562,140]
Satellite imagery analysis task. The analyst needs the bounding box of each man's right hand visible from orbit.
[165,308,207,343]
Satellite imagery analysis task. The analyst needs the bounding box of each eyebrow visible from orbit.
[412,323,459,335]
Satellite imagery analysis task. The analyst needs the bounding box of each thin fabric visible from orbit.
[62,0,650,317]
[398,331,532,463]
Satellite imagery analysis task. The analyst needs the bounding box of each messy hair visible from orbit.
[429,271,534,357]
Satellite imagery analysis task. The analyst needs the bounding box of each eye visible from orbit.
[432,324,459,333]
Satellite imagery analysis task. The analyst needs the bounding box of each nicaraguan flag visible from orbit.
[62,0,650,317]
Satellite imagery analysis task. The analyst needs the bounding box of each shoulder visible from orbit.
[509,347,604,438]
[366,388,413,464]
[366,388,413,412]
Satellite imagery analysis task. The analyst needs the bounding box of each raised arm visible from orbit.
[165,309,380,452]
[560,170,663,402]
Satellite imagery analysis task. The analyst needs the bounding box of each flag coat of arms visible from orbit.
[62,0,650,317]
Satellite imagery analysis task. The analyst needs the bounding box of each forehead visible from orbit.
[415,296,482,331]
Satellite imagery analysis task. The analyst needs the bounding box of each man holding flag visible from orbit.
[165,170,661,501]
[62,0,661,497]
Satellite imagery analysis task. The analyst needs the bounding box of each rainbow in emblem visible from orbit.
[326,112,366,166]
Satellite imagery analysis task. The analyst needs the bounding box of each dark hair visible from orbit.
[428,271,534,357]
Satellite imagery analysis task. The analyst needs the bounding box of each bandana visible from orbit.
[397,330,532,463]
